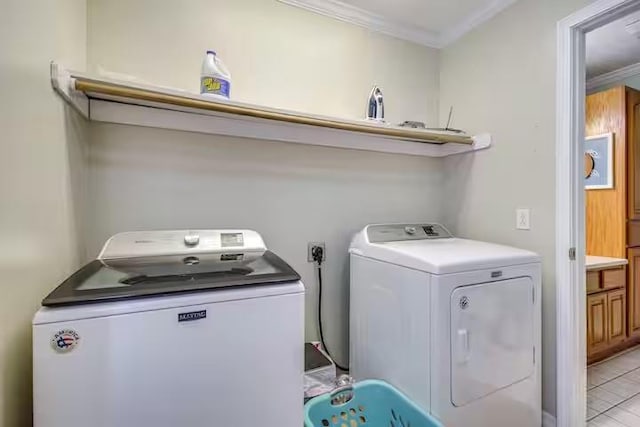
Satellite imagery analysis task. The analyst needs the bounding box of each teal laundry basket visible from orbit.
[304,379,443,427]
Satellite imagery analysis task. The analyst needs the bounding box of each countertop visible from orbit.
[586,255,628,271]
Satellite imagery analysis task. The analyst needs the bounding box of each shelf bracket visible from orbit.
[435,133,492,157]
[471,133,492,151]
[50,62,89,118]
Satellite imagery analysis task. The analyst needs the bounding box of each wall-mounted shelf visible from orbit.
[51,62,491,157]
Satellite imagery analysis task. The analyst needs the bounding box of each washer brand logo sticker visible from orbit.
[178,310,207,322]
[51,329,80,353]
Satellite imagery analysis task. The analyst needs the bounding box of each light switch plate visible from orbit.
[516,208,531,230]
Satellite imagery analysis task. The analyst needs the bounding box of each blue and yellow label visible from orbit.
[200,76,230,98]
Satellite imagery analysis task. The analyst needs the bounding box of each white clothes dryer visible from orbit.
[349,223,541,427]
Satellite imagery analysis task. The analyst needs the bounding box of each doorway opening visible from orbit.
[557,0,640,425]
[584,12,640,423]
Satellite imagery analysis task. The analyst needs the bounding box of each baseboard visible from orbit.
[542,411,556,427]
[587,336,640,365]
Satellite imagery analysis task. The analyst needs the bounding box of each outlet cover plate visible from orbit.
[307,242,326,262]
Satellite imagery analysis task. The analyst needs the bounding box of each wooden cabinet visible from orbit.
[586,265,628,362]
[608,289,627,346]
[586,87,628,259]
[587,271,601,293]
[603,267,626,290]
[628,248,640,338]
[628,91,640,343]
[586,88,640,255]
[587,293,608,356]
[628,94,640,220]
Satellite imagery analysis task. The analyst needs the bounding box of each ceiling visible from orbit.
[586,10,640,78]
[278,0,519,48]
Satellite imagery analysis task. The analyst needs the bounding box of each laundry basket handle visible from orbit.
[330,375,355,406]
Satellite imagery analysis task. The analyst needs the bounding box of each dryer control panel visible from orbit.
[367,223,452,243]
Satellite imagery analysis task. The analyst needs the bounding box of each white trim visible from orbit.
[542,410,557,427]
[277,0,440,47]
[439,0,519,46]
[556,1,640,426]
[89,100,491,157]
[50,62,88,117]
[587,61,640,93]
[52,63,491,158]
[556,9,587,426]
[277,0,517,48]
[585,133,614,190]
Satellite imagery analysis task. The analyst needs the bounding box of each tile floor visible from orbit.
[588,346,640,425]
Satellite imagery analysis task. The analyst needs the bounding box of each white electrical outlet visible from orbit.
[516,209,531,230]
[307,242,326,262]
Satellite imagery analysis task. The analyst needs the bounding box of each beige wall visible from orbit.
[439,0,591,416]
[86,124,443,365]
[87,0,440,125]
[0,0,88,425]
[3,0,596,422]
[85,0,443,366]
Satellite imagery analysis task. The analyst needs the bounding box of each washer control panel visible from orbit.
[367,223,452,243]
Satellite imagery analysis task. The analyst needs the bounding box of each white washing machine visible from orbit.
[349,223,541,427]
[33,230,304,427]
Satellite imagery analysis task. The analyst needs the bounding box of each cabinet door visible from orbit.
[587,293,609,356]
[608,289,627,346]
[628,89,640,220]
[629,247,640,337]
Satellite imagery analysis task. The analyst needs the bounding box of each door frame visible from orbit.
[556,0,640,425]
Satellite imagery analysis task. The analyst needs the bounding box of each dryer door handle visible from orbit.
[457,329,470,364]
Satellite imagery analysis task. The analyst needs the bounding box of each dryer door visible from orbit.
[450,277,534,406]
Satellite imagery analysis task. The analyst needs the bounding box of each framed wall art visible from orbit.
[585,133,613,190]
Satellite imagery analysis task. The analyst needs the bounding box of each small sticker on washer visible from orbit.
[51,329,80,353]
[221,233,244,247]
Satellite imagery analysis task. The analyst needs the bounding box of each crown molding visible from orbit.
[278,0,519,49]
[587,61,640,92]
[277,0,441,47]
[439,0,519,46]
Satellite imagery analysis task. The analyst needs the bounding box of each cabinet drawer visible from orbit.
[587,271,601,293]
[603,268,626,290]
[629,221,640,247]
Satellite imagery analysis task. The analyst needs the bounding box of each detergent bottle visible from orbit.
[200,50,231,99]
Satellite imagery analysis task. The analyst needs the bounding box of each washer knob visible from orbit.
[405,226,417,235]
[184,234,200,246]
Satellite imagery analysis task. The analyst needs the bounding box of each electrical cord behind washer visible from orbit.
[312,246,348,372]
